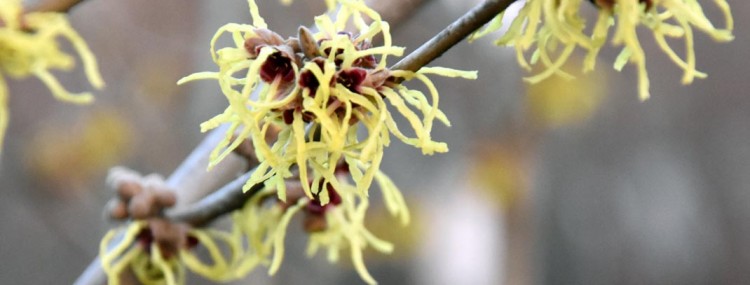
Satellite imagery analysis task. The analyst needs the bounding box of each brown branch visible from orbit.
[391,0,516,72]
[28,0,88,13]
[164,170,261,226]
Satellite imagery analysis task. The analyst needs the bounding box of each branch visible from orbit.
[165,170,262,226]
[391,0,516,72]
[28,0,88,13]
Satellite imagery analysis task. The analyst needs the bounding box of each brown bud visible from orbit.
[153,189,177,208]
[298,26,319,59]
[129,190,157,219]
[116,181,142,202]
[106,199,129,220]
[149,219,190,259]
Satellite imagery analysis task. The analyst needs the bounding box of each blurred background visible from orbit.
[1,0,748,284]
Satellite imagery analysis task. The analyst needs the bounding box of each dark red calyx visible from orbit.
[321,46,345,66]
[305,183,343,215]
[353,40,377,68]
[260,51,295,83]
[334,161,350,174]
[298,58,330,96]
[281,108,315,125]
[299,70,320,95]
[186,235,199,249]
[336,68,368,93]
[354,55,377,69]
[136,228,154,253]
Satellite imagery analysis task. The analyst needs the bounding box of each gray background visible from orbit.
[1,0,748,284]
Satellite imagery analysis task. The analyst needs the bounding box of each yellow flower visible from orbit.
[179,0,475,203]
[471,0,733,100]
[237,167,409,285]
[99,168,409,285]
[0,0,103,149]
[100,221,247,285]
[178,0,474,282]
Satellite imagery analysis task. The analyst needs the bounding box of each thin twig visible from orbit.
[28,0,88,13]
[165,170,262,226]
[164,125,248,211]
[391,0,516,72]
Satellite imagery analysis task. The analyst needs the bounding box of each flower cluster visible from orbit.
[470,0,733,100]
[100,168,249,285]
[179,0,474,205]
[174,0,474,283]
[100,164,408,285]
[0,0,103,149]
[236,163,409,285]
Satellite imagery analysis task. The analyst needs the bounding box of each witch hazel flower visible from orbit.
[177,0,474,283]
[0,0,104,149]
[178,0,476,202]
[99,168,251,285]
[236,163,409,284]
[101,220,255,285]
[471,0,733,100]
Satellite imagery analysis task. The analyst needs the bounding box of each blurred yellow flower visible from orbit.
[26,110,132,191]
[100,221,246,285]
[100,167,409,285]
[0,0,103,150]
[471,0,733,100]
[526,58,605,129]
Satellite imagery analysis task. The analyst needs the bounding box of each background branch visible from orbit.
[391,0,516,72]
